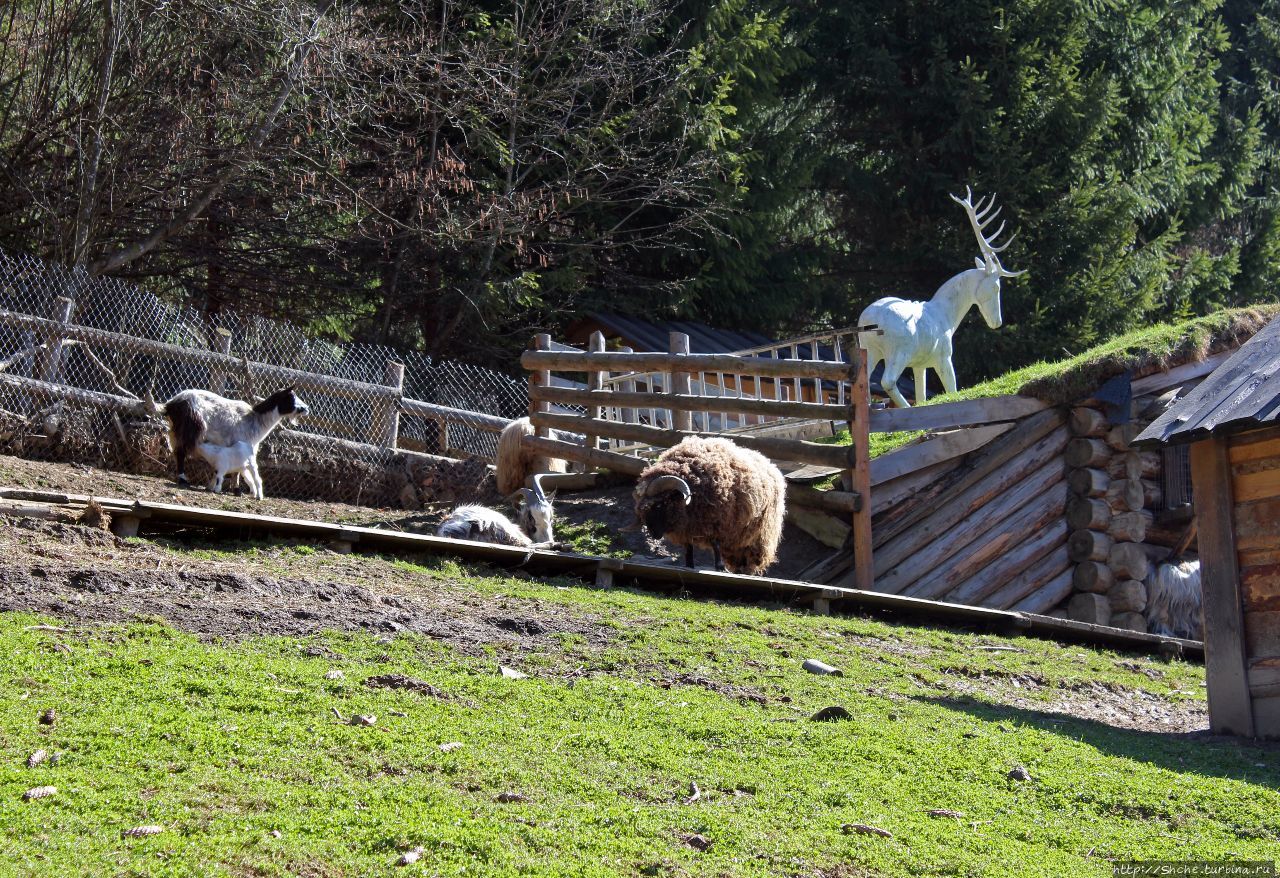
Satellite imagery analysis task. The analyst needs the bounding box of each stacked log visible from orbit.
[1059,395,1187,632]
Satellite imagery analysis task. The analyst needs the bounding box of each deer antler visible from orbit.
[950,186,1026,278]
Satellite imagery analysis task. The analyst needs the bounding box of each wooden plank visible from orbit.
[847,347,874,592]
[870,460,959,517]
[786,506,850,550]
[1189,437,1255,737]
[867,395,1047,434]
[1244,610,1280,663]
[869,423,1014,487]
[1129,349,1235,396]
[522,434,647,476]
[946,520,1069,606]
[868,456,1064,592]
[870,409,1067,550]
[1227,430,1280,464]
[1251,693,1280,739]
[529,411,853,470]
[529,384,845,422]
[92,493,1201,658]
[900,483,1068,602]
[1232,466,1280,504]
[521,349,851,382]
[872,426,1069,570]
[1006,564,1075,615]
[1233,496,1280,552]
[1242,564,1280,614]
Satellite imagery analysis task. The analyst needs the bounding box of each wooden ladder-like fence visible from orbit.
[521,331,875,591]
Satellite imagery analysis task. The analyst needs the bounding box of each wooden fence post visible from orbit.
[669,331,693,432]
[847,343,874,591]
[39,296,75,383]
[208,327,233,395]
[376,360,405,449]
[584,331,606,457]
[530,333,551,440]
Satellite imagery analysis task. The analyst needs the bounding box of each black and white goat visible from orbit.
[437,475,556,547]
[163,387,309,497]
[198,439,263,500]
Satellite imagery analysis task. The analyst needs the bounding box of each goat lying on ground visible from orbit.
[436,505,536,548]
[437,475,558,548]
[163,387,309,498]
[198,440,263,499]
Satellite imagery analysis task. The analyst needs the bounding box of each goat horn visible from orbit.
[531,473,548,501]
[644,475,692,504]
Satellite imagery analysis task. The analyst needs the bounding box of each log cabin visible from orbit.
[1135,314,1280,738]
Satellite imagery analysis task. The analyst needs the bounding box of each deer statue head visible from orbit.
[950,186,1025,330]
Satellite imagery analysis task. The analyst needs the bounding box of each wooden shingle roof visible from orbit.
[1134,316,1280,447]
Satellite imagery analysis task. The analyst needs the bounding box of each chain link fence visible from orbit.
[0,249,528,507]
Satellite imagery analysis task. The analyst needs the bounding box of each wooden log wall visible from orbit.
[815,408,1074,610]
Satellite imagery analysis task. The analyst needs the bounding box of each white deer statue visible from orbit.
[858,187,1024,408]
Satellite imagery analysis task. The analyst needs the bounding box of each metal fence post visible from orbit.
[669,331,692,432]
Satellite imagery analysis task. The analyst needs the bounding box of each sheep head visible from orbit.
[635,474,692,541]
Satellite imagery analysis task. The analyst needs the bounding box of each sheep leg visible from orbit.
[684,543,695,568]
[712,542,725,572]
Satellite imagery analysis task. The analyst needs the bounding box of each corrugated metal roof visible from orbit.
[1134,316,1280,447]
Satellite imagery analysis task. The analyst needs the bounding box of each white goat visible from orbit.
[163,387,309,497]
[436,505,535,548]
[1145,558,1202,640]
[198,440,263,500]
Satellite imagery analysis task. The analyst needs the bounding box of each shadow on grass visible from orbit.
[919,694,1280,786]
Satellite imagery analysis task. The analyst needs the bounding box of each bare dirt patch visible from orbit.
[1,518,609,654]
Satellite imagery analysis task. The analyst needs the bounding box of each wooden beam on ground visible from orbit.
[868,395,1048,433]
[0,488,1202,659]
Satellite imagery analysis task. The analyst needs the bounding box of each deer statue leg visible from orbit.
[882,350,912,408]
[938,356,959,396]
[913,366,929,405]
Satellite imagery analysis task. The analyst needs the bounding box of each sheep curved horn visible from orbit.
[644,475,692,505]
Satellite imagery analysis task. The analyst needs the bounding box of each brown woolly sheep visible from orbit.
[634,436,786,575]
[495,416,567,496]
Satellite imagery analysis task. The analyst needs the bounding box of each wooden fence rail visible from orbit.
[521,334,875,588]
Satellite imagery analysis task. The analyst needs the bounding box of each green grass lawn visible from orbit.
[1,546,1276,877]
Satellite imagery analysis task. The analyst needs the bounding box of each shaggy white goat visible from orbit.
[198,439,263,500]
[1145,558,1202,640]
[163,387,308,497]
[436,505,535,548]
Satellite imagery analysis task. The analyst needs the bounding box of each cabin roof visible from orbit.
[1134,316,1280,447]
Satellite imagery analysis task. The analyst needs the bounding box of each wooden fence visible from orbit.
[0,299,510,460]
[521,331,876,591]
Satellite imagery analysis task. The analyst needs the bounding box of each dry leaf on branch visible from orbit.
[121,825,164,838]
[22,786,56,801]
